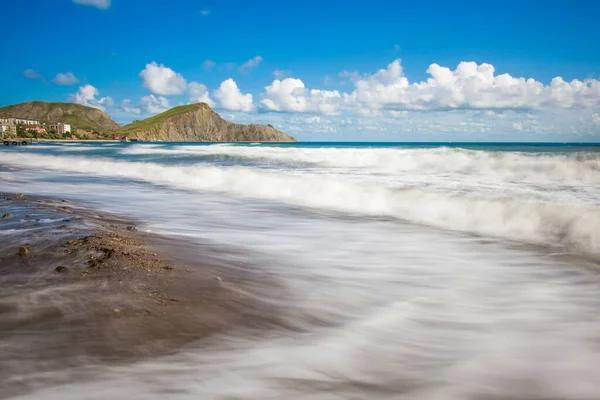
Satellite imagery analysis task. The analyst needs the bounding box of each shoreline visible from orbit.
[0,193,283,398]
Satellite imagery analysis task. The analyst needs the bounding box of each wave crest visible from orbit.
[2,152,600,257]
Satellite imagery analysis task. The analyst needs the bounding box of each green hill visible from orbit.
[0,101,119,131]
[117,103,295,142]
[118,104,199,135]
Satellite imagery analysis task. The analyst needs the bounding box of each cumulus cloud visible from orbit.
[72,0,111,9]
[592,113,600,124]
[53,72,79,85]
[68,84,114,111]
[23,69,43,80]
[260,59,600,116]
[120,99,141,115]
[188,82,215,107]
[119,96,174,115]
[238,56,263,73]
[138,62,214,109]
[140,62,188,96]
[512,122,524,132]
[140,95,170,114]
[260,78,342,114]
[200,8,210,16]
[214,79,254,111]
[347,59,600,111]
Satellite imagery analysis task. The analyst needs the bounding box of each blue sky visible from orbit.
[2,0,599,141]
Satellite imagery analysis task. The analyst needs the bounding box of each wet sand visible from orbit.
[0,193,283,398]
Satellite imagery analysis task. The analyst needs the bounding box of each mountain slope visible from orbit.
[0,101,119,131]
[118,103,295,142]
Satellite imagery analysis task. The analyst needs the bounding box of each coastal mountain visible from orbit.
[0,101,119,131]
[118,103,296,142]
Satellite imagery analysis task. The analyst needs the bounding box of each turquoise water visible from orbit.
[2,141,600,399]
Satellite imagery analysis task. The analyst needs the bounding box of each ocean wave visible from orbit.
[118,145,600,185]
[2,152,599,257]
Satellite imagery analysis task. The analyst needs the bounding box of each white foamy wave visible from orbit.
[117,145,600,185]
[57,147,103,152]
[2,152,600,257]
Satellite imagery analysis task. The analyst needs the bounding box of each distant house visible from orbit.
[25,125,46,134]
[46,123,71,135]
[113,133,120,140]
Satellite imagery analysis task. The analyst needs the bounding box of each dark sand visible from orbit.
[0,193,284,397]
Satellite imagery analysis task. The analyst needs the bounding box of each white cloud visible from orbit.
[214,79,254,111]
[72,0,111,9]
[592,113,600,125]
[259,60,600,120]
[273,69,290,79]
[200,8,210,16]
[483,110,505,118]
[238,56,263,73]
[53,72,79,85]
[188,82,215,107]
[140,95,170,114]
[388,110,408,118]
[346,59,600,112]
[121,99,141,115]
[260,78,342,115]
[203,60,216,71]
[23,69,43,80]
[68,84,114,111]
[140,62,188,96]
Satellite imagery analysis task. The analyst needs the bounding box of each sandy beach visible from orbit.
[0,193,282,398]
[2,142,600,399]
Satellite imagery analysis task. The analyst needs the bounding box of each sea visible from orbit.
[2,141,600,399]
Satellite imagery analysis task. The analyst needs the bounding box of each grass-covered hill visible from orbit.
[117,103,295,142]
[0,101,119,131]
[117,104,199,135]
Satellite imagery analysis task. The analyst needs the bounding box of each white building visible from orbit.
[0,122,17,138]
[0,118,40,125]
[16,118,40,125]
[47,123,71,135]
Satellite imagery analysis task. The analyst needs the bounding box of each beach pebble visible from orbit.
[1,213,12,219]
[18,246,29,257]
[126,226,137,231]
[215,276,222,282]
[55,266,68,273]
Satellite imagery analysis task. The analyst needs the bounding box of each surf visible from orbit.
[2,150,600,257]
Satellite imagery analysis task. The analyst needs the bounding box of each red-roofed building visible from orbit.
[24,125,46,134]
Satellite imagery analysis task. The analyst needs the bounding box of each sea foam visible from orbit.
[2,151,599,257]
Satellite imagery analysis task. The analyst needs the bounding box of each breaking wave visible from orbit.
[118,145,600,185]
[2,152,599,257]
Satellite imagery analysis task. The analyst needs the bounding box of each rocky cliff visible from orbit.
[118,103,295,142]
[0,101,119,131]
